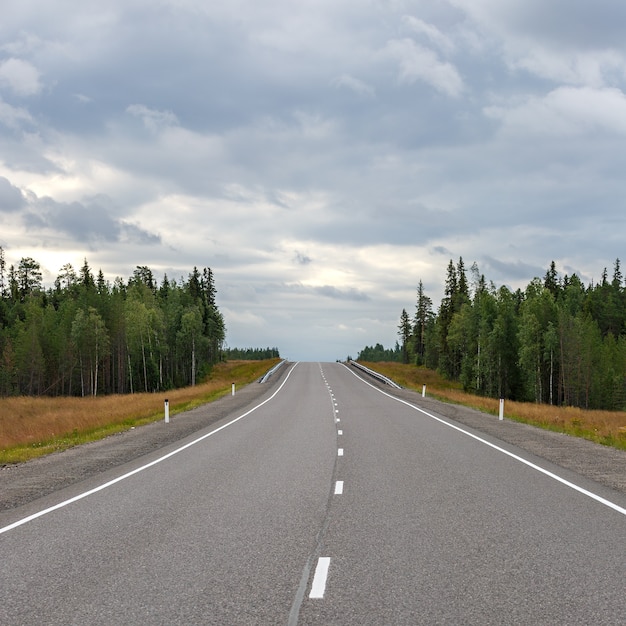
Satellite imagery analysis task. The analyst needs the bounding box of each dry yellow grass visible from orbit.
[360,361,626,450]
[0,359,280,462]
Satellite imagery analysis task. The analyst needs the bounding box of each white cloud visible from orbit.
[0,58,42,96]
[2,1,626,360]
[385,38,463,97]
[331,74,375,97]
[0,97,34,128]
[485,86,626,136]
[402,15,456,55]
[448,0,626,88]
[126,104,179,132]
[511,47,626,88]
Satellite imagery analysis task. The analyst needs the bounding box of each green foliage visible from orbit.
[0,248,227,396]
[398,308,412,364]
[223,347,281,360]
[357,342,403,362]
[361,257,626,411]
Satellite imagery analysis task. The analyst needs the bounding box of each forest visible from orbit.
[222,347,281,360]
[362,258,626,412]
[0,247,226,396]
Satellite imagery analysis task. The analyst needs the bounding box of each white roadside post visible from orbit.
[232,382,235,396]
[164,398,170,423]
[499,398,504,421]
[422,384,426,398]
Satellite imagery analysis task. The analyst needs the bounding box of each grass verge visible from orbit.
[0,359,280,464]
[359,361,626,451]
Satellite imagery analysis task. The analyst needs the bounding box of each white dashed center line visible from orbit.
[309,557,331,598]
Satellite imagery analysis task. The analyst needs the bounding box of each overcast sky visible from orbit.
[2,1,625,361]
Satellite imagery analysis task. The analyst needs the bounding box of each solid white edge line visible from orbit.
[1,362,301,536]
[343,364,626,517]
[309,557,331,598]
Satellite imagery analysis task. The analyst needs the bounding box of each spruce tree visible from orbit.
[413,280,433,366]
[398,308,412,364]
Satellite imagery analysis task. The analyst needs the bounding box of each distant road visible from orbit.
[1,362,625,624]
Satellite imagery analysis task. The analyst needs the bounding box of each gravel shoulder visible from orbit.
[2,363,625,513]
[355,369,626,497]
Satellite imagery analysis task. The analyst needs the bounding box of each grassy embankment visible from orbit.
[0,359,280,464]
[359,361,626,451]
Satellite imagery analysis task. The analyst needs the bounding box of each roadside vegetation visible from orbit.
[0,249,226,397]
[361,258,626,413]
[0,359,279,464]
[360,361,626,451]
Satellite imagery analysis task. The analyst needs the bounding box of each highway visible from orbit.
[1,361,625,624]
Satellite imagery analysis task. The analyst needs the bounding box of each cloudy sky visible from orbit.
[1,1,625,361]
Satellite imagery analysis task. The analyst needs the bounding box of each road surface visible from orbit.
[1,361,625,624]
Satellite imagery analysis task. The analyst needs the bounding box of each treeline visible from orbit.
[222,347,280,360]
[357,343,403,362]
[0,247,226,396]
[389,258,626,411]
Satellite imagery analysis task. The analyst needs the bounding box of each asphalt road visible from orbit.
[1,362,625,625]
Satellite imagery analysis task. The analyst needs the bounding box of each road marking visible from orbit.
[309,557,331,598]
[334,481,344,494]
[338,448,344,456]
[338,429,343,435]
[344,364,626,517]
[1,363,302,536]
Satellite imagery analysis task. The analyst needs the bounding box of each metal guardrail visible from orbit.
[259,359,287,383]
[348,360,402,389]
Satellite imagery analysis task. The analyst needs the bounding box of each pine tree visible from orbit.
[202,267,217,308]
[456,257,469,310]
[398,308,412,364]
[0,246,6,297]
[17,257,42,301]
[80,258,95,292]
[413,280,433,365]
[437,260,458,378]
[544,261,560,298]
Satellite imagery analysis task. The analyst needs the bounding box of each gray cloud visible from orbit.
[313,285,370,302]
[1,1,625,359]
[20,193,161,247]
[0,176,24,211]
[481,255,545,281]
[294,251,312,266]
[277,282,370,302]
